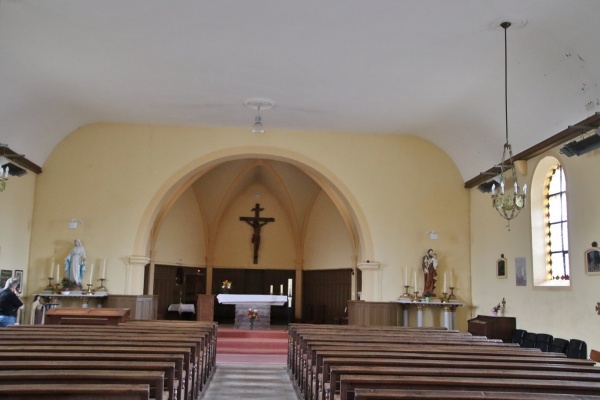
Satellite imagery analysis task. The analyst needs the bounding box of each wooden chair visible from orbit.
[589,349,600,364]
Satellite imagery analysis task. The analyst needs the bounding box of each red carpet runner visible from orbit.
[216,328,288,364]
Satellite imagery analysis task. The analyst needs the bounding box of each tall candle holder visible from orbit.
[45,277,55,291]
[412,291,420,302]
[441,292,449,303]
[448,286,456,300]
[96,278,108,292]
[85,284,94,295]
[54,283,62,294]
[401,285,411,298]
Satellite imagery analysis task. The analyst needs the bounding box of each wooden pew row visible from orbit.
[330,366,600,400]
[0,370,166,400]
[0,331,199,399]
[0,360,175,400]
[321,356,600,400]
[286,325,599,400]
[313,347,596,400]
[353,388,600,400]
[293,333,521,395]
[300,340,554,398]
[0,383,150,400]
[4,320,218,400]
[338,375,600,400]
[4,322,214,397]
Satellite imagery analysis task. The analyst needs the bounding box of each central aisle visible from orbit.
[201,363,300,400]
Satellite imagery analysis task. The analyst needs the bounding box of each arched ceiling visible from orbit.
[2,1,600,181]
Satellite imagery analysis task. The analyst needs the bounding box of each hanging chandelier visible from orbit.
[0,164,8,192]
[490,22,527,230]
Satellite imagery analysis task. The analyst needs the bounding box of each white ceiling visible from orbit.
[1,0,599,181]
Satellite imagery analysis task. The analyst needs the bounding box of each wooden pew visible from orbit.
[0,345,191,400]
[0,383,150,400]
[0,370,165,400]
[338,375,600,400]
[3,322,217,400]
[0,360,175,400]
[329,366,600,400]
[353,388,600,400]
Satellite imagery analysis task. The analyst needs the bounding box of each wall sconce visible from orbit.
[427,230,438,240]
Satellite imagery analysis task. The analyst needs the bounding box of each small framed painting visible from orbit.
[515,257,527,286]
[585,241,600,275]
[496,255,507,278]
[14,270,23,293]
[0,269,12,288]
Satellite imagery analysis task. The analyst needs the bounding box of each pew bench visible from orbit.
[353,388,600,400]
[0,383,150,400]
[0,370,166,400]
[337,375,600,400]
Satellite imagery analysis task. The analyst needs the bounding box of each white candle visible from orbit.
[404,267,408,286]
[102,259,107,279]
[57,264,60,281]
[414,271,417,291]
[444,272,447,293]
[288,278,293,296]
[450,269,454,287]
[50,261,54,279]
[280,284,283,294]
[89,263,94,285]
[270,285,273,294]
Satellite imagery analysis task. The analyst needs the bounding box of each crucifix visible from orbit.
[239,203,275,264]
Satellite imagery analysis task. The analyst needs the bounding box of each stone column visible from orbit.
[126,256,150,295]
[357,261,381,301]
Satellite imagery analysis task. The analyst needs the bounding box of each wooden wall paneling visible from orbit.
[302,269,352,324]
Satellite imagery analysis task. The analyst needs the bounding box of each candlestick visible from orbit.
[269,285,273,295]
[45,277,55,291]
[96,278,107,292]
[280,284,284,295]
[449,286,456,300]
[412,291,420,302]
[441,292,449,303]
[56,264,60,282]
[404,267,408,287]
[401,285,411,298]
[102,259,107,279]
[85,284,94,295]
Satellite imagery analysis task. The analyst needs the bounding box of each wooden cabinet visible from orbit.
[105,295,157,320]
[468,314,516,343]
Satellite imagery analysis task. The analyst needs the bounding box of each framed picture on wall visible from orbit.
[585,241,600,275]
[496,255,507,278]
[0,269,12,288]
[14,270,23,293]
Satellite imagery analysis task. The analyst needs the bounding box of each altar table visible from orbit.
[216,294,288,329]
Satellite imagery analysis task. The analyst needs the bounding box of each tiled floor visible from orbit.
[201,363,300,400]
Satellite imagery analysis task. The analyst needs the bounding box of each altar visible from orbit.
[216,294,288,329]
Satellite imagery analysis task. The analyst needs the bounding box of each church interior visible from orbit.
[1,1,600,397]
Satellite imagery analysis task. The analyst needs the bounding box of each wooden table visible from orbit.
[45,307,130,325]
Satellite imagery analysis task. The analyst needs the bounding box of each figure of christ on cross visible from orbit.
[239,203,275,264]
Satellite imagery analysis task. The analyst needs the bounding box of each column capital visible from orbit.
[357,261,380,271]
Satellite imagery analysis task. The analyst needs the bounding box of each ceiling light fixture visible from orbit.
[244,98,274,134]
[490,22,527,230]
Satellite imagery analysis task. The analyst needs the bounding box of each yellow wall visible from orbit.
[471,146,600,352]
[19,123,469,328]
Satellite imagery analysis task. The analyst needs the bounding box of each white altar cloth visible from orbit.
[216,294,287,305]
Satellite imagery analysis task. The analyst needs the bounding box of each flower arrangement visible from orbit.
[61,278,76,290]
[492,302,502,313]
[247,308,259,320]
[222,280,232,290]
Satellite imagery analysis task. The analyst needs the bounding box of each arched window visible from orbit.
[531,156,570,287]
[545,164,569,281]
